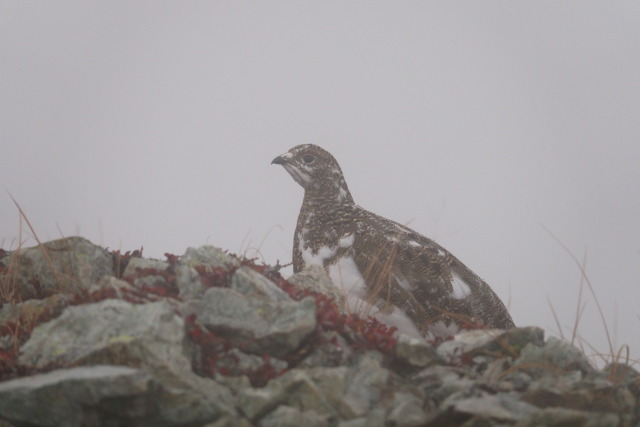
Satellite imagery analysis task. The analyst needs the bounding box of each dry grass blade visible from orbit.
[242,224,283,262]
[1,250,23,304]
[541,225,615,362]
[570,249,588,346]
[546,296,565,340]
[7,193,78,296]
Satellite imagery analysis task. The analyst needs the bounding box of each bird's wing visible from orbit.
[352,209,514,334]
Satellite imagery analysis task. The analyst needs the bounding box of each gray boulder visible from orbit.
[121,256,170,289]
[183,287,316,357]
[513,336,598,380]
[287,265,346,309]
[395,334,442,368]
[18,299,235,424]
[239,369,337,421]
[259,405,331,427]
[1,237,639,426]
[0,237,113,300]
[175,245,239,300]
[231,266,290,301]
[0,366,157,427]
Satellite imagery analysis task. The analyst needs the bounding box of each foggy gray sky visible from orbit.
[2,2,639,365]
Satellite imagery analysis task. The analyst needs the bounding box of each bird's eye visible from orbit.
[303,155,315,164]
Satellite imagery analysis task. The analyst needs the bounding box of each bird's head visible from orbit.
[272,144,353,203]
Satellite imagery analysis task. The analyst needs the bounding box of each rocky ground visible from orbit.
[0,236,638,426]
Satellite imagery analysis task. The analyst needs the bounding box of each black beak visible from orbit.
[271,155,286,165]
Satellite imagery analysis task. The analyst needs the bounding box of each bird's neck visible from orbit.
[302,181,354,210]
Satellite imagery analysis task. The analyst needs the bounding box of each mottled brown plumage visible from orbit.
[272,144,514,338]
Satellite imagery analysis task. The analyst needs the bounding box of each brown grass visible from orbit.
[239,224,284,264]
[1,195,83,302]
[542,225,637,373]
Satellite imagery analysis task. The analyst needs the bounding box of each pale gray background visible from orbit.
[2,2,639,365]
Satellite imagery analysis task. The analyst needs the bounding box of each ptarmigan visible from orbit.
[272,144,514,339]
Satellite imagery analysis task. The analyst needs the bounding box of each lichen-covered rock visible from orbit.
[337,408,386,427]
[413,364,476,408]
[0,366,156,427]
[239,369,337,420]
[205,415,253,427]
[339,353,394,418]
[18,299,236,423]
[20,299,180,369]
[217,348,288,376]
[0,293,68,331]
[231,266,290,301]
[122,257,170,289]
[237,355,410,423]
[437,327,544,368]
[287,266,345,309]
[514,407,620,427]
[386,391,430,426]
[443,391,538,423]
[182,245,239,269]
[437,329,505,362]
[258,405,331,427]
[513,336,598,379]
[1,237,639,426]
[395,334,442,368]
[175,245,239,300]
[602,362,640,389]
[87,275,138,299]
[297,330,354,368]
[183,287,316,357]
[0,237,113,300]
[521,376,635,414]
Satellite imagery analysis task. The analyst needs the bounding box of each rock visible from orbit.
[1,237,639,426]
[287,266,345,308]
[0,237,113,300]
[18,299,236,423]
[602,362,640,389]
[514,407,620,427]
[239,369,336,420]
[122,257,170,289]
[0,366,158,427]
[258,405,331,427]
[513,336,598,379]
[175,245,239,300]
[386,392,430,426]
[478,357,519,388]
[20,299,177,368]
[339,353,393,418]
[231,266,290,301]
[237,358,402,422]
[298,330,353,368]
[306,366,349,413]
[0,293,68,329]
[437,327,545,364]
[337,408,386,427]
[521,376,635,414]
[87,275,135,298]
[182,245,239,269]
[492,326,545,353]
[436,329,504,362]
[217,348,288,376]
[183,287,316,357]
[395,334,442,368]
[444,392,538,422]
[205,415,253,427]
[413,364,475,406]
